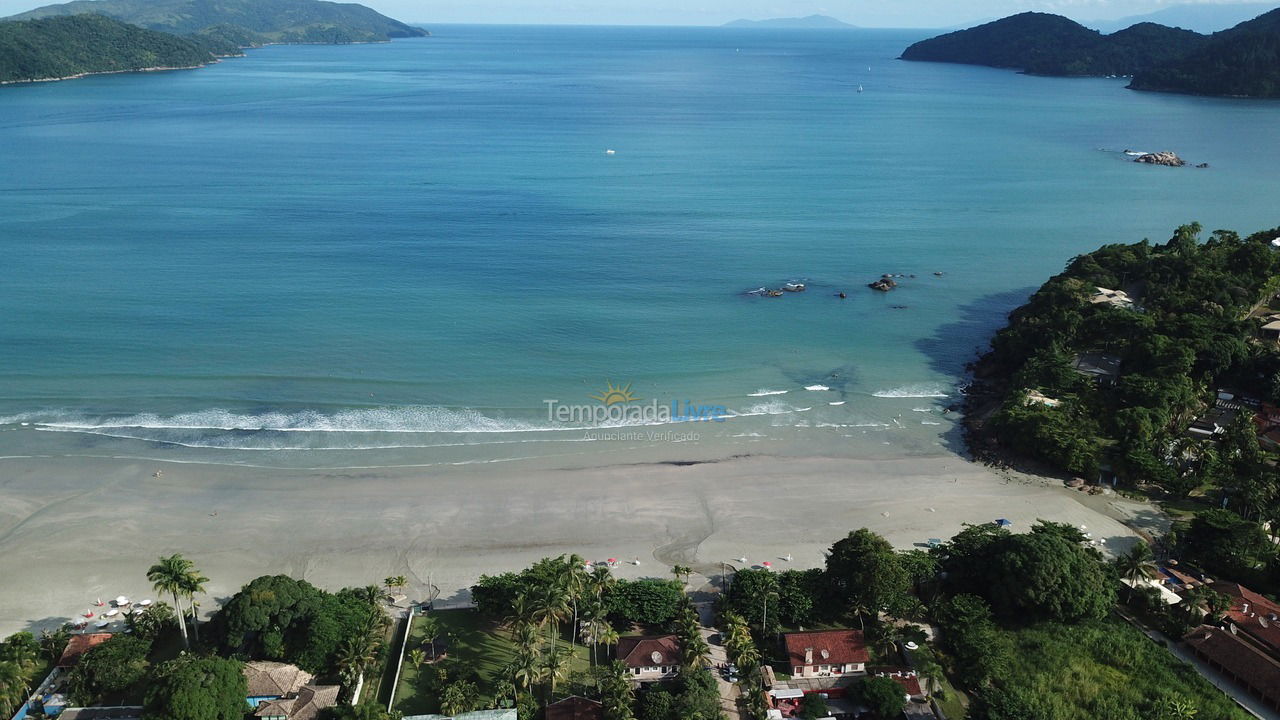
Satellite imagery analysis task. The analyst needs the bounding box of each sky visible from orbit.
[0,0,1269,28]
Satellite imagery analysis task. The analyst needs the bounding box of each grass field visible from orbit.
[1003,617,1249,720]
[391,609,592,715]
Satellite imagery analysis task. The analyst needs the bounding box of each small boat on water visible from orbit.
[782,282,806,292]
[857,84,863,93]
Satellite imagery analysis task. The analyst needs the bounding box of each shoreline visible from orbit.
[0,449,1158,636]
[0,62,217,86]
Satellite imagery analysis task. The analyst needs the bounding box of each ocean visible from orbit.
[1,25,1277,470]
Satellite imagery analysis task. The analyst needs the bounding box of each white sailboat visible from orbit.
[857,84,864,93]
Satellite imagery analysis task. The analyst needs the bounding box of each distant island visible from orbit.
[0,0,427,85]
[723,14,855,29]
[900,8,1280,97]
[1087,2,1279,34]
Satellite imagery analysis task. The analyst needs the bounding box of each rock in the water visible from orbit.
[1134,151,1185,167]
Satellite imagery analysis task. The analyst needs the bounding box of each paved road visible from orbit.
[695,600,742,720]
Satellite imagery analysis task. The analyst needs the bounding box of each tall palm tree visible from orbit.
[596,626,620,666]
[180,568,209,643]
[1115,543,1158,602]
[588,565,616,608]
[335,633,379,689]
[533,583,569,658]
[147,553,195,648]
[509,649,540,691]
[671,565,693,587]
[580,615,608,666]
[542,649,571,701]
[559,554,590,653]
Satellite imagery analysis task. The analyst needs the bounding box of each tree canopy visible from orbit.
[143,656,247,720]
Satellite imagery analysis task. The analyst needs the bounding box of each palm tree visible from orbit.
[542,649,571,701]
[0,661,30,719]
[335,634,379,689]
[588,564,616,607]
[419,615,442,660]
[147,553,195,648]
[671,565,693,587]
[596,625,620,669]
[492,677,517,709]
[407,648,426,669]
[533,583,570,658]
[384,575,408,593]
[915,654,944,695]
[180,567,209,643]
[559,554,590,653]
[509,649,540,691]
[867,623,903,662]
[1115,543,1158,602]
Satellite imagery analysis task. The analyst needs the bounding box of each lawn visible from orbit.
[391,609,591,715]
[1002,617,1250,720]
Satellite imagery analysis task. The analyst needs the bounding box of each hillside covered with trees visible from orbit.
[0,14,226,84]
[899,12,1206,76]
[1130,8,1280,97]
[7,0,428,45]
[901,8,1280,97]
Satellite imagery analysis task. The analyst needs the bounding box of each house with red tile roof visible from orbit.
[545,696,604,720]
[1185,625,1280,709]
[1210,581,1280,654]
[57,633,113,668]
[782,629,868,679]
[869,667,925,698]
[615,635,681,682]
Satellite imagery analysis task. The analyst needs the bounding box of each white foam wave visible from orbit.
[747,389,789,397]
[872,384,950,399]
[911,407,935,413]
[921,421,942,426]
[804,385,830,391]
[828,401,846,406]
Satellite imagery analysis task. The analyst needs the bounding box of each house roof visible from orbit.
[1186,625,1280,702]
[869,667,923,697]
[615,635,680,668]
[1072,352,1121,377]
[253,685,338,720]
[783,629,869,667]
[244,661,316,698]
[546,696,604,720]
[57,633,113,667]
[1211,581,1280,656]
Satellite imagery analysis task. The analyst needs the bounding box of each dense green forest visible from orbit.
[8,0,428,45]
[899,12,1206,76]
[0,15,221,84]
[1130,8,1280,97]
[902,8,1280,97]
[970,222,1280,591]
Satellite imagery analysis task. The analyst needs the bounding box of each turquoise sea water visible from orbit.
[1,25,1278,469]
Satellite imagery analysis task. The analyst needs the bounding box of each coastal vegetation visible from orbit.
[901,8,1280,97]
[0,15,223,84]
[8,0,429,45]
[968,222,1280,592]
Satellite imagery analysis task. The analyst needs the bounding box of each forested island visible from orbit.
[901,8,1280,97]
[0,15,232,84]
[0,0,426,84]
[968,222,1280,591]
[8,0,428,45]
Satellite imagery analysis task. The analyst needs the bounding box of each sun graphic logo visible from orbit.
[590,380,639,406]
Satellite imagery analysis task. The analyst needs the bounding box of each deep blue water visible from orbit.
[1,25,1277,468]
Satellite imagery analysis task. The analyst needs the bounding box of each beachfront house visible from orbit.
[783,629,868,679]
[615,634,681,682]
[1183,581,1280,710]
[243,661,339,720]
[546,696,604,720]
[1072,352,1122,386]
[57,633,113,668]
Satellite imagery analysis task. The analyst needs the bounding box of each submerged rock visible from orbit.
[1134,151,1186,167]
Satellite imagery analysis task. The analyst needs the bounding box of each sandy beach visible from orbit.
[0,452,1160,636]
